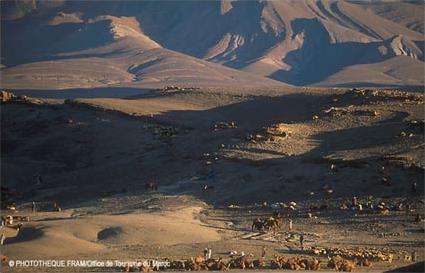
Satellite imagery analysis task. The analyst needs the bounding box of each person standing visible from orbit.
[405,203,411,221]
[36,175,42,185]
[0,233,5,245]
[53,202,62,212]
[32,201,36,213]
[299,234,304,251]
[261,246,266,258]
[203,248,208,260]
[352,196,357,207]
[207,248,212,259]
[289,219,293,231]
[412,182,417,193]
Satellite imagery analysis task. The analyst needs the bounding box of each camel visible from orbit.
[328,255,344,271]
[205,258,215,269]
[192,263,204,271]
[328,255,356,272]
[271,254,285,268]
[228,255,254,269]
[192,256,205,264]
[251,218,264,231]
[251,217,282,231]
[270,260,281,269]
[274,254,287,264]
[300,258,321,270]
[187,255,207,271]
[283,257,302,270]
[170,260,186,270]
[187,257,207,271]
[205,258,228,271]
[341,259,356,272]
[252,258,267,268]
[272,211,286,228]
[264,217,280,231]
[271,255,321,271]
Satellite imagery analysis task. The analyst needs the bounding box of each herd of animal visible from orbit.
[251,216,282,232]
[122,254,371,272]
[310,246,418,263]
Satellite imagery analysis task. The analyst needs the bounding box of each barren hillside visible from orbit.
[1,0,423,89]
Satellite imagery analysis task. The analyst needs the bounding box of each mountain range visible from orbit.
[1,0,424,90]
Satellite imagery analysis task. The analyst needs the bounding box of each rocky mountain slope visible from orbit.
[1,0,423,89]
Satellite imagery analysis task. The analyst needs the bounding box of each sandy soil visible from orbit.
[2,205,219,259]
[1,87,424,272]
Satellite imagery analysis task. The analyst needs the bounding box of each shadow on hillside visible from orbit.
[9,87,153,99]
[326,82,425,93]
[151,93,329,130]
[4,226,45,245]
[269,18,397,86]
[3,91,423,208]
[139,91,422,206]
[1,18,121,66]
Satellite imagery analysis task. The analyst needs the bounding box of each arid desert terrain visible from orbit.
[1,86,424,272]
[1,0,424,272]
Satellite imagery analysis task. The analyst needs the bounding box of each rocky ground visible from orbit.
[0,87,424,272]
